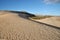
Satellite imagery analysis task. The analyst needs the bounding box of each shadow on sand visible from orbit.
[9,11,35,19]
[30,20,60,30]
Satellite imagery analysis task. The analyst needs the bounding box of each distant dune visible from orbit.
[35,16,60,27]
[0,11,60,40]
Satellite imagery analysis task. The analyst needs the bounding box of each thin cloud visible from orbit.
[43,0,60,4]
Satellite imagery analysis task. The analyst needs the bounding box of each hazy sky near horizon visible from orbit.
[0,0,60,15]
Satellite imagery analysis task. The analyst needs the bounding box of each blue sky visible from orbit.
[0,0,60,16]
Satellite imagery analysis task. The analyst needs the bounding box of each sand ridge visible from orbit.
[35,17,60,27]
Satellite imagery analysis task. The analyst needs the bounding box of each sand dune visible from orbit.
[0,11,60,40]
[35,17,60,27]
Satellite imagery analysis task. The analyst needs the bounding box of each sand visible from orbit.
[35,17,60,27]
[0,11,60,40]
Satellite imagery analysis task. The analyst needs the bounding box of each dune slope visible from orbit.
[35,17,60,27]
[0,11,60,40]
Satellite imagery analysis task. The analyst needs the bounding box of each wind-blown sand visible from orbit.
[0,11,60,40]
[35,17,60,27]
